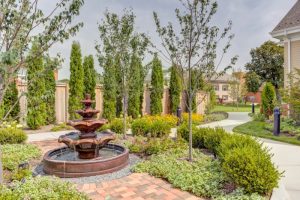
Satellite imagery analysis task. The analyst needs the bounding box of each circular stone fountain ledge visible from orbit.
[43,144,129,178]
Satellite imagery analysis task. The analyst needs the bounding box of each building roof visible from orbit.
[272,1,300,33]
[210,73,234,83]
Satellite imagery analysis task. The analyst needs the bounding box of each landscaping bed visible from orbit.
[233,115,300,146]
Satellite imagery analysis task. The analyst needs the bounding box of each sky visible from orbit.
[39,0,297,80]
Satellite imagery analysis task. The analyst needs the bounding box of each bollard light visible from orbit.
[273,107,281,136]
[176,106,182,126]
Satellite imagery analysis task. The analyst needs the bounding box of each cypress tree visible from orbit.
[150,54,164,115]
[1,81,20,121]
[44,57,56,124]
[169,65,181,114]
[83,55,96,100]
[102,55,117,120]
[128,55,142,118]
[69,42,84,120]
[27,43,46,129]
[262,82,275,118]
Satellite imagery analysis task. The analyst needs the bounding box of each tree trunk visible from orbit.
[275,86,281,103]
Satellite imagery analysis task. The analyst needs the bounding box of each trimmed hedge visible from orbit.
[178,124,281,195]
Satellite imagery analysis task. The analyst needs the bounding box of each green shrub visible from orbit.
[131,118,151,136]
[11,169,32,181]
[222,145,280,194]
[144,138,186,155]
[179,124,229,152]
[217,134,261,162]
[110,118,128,134]
[261,82,275,118]
[252,113,266,122]
[1,144,41,171]
[0,176,88,200]
[215,188,264,200]
[97,123,111,132]
[203,127,228,154]
[50,123,73,132]
[0,127,27,145]
[148,119,171,138]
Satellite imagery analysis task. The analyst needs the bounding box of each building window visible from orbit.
[222,85,229,91]
[222,95,228,101]
[214,85,219,91]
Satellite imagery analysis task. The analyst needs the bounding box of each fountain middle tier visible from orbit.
[58,131,116,159]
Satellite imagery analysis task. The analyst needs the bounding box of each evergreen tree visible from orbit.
[150,54,164,115]
[262,82,276,119]
[69,42,84,120]
[44,56,57,124]
[102,55,117,121]
[1,81,20,120]
[128,55,142,118]
[169,65,181,114]
[83,55,96,100]
[27,43,46,129]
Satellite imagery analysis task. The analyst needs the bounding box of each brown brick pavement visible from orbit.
[77,173,202,200]
[31,140,202,200]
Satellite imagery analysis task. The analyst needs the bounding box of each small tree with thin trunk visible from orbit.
[153,0,237,161]
[83,55,96,101]
[150,54,164,115]
[69,41,84,120]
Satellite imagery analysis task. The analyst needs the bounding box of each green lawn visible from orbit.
[233,121,300,146]
[212,104,260,113]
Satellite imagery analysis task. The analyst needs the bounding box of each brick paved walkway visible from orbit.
[31,140,201,200]
[77,173,201,200]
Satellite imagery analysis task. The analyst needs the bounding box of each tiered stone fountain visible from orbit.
[43,94,129,178]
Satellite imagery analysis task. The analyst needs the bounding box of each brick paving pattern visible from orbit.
[31,140,201,200]
[77,173,201,200]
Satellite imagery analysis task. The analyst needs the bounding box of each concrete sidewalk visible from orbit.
[27,130,78,142]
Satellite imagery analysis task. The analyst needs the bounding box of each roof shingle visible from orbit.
[272,0,300,32]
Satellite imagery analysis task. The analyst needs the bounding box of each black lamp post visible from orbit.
[176,106,182,126]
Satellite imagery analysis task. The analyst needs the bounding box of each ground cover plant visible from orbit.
[133,147,266,199]
[170,125,280,196]
[0,176,88,200]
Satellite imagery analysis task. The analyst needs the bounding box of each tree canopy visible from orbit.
[245,41,283,100]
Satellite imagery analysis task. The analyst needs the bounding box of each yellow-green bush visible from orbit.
[131,118,151,136]
[222,146,280,194]
[0,126,27,145]
[110,118,129,134]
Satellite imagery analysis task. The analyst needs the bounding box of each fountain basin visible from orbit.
[43,144,129,178]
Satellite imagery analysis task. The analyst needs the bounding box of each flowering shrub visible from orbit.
[182,113,204,125]
[0,121,27,144]
[132,115,177,137]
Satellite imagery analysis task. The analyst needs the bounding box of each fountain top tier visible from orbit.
[67,94,107,138]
